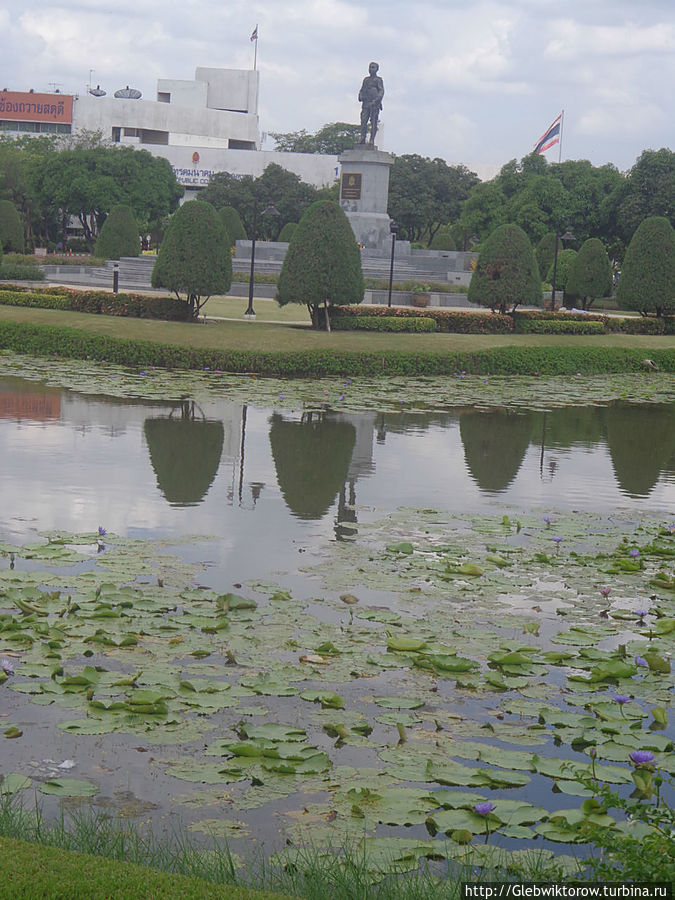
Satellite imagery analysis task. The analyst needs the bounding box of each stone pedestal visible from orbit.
[338,146,394,251]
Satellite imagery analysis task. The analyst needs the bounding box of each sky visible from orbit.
[1,0,673,180]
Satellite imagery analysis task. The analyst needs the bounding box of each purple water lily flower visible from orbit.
[630,750,655,766]
[338,393,345,402]
[543,517,551,526]
[635,610,648,618]
[629,549,640,558]
[635,656,648,667]
[600,588,611,598]
[474,801,496,815]
[97,526,106,537]
[1,659,14,676]
[613,694,630,704]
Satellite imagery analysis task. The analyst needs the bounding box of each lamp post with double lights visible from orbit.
[387,221,398,307]
[550,227,575,311]
[245,201,280,320]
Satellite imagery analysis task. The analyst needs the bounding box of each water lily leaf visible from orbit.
[373,696,425,710]
[300,690,345,709]
[427,808,490,835]
[477,746,534,771]
[239,724,307,743]
[386,542,414,554]
[57,719,117,735]
[0,774,32,794]
[218,593,257,611]
[386,635,427,652]
[3,726,23,739]
[39,778,99,797]
[643,654,671,674]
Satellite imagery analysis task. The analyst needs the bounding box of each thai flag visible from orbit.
[534,113,562,154]
[250,25,258,41]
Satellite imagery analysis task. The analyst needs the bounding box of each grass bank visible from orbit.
[0,305,673,377]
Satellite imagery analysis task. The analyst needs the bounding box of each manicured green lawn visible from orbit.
[0,304,672,355]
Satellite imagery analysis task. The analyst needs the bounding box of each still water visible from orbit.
[1,377,674,560]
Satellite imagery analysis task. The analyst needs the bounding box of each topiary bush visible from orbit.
[468,223,541,314]
[545,249,577,301]
[331,315,437,332]
[94,205,140,259]
[566,238,612,310]
[219,206,247,247]
[616,216,675,317]
[536,233,557,281]
[152,200,232,318]
[429,228,456,251]
[278,222,297,243]
[277,200,364,328]
[0,200,24,253]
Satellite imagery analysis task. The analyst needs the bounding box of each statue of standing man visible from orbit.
[358,62,384,146]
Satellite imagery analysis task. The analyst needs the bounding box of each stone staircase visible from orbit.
[44,256,158,291]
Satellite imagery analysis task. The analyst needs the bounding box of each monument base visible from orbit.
[338,146,394,251]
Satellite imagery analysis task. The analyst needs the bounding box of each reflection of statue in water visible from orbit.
[358,62,384,146]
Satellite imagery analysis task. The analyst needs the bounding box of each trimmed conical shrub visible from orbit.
[616,216,675,317]
[219,206,247,247]
[467,223,541,313]
[566,238,612,310]
[94,205,140,259]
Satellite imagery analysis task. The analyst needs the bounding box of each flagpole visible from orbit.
[558,109,564,163]
[253,37,257,71]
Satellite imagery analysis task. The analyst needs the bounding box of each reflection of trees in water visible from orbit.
[543,406,604,449]
[144,401,224,506]
[605,404,675,497]
[269,412,356,519]
[335,479,358,541]
[460,409,534,493]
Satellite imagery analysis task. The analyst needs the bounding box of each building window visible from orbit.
[139,129,169,145]
[123,127,139,137]
[111,126,121,142]
[157,92,171,103]
[228,139,256,150]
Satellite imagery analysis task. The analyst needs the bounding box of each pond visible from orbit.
[0,361,673,877]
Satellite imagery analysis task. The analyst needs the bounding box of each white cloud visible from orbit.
[545,19,675,61]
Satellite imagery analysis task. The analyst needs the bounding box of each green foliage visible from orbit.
[566,238,612,309]
[94,205,140,259]
[468,224,541,313]
[0,200,24,252]
[516,319,606,335]
[536,233,557,278]
[152,200,232,316]
[616,216,675,316]
[0,264,45,282]
[269,122,360,155]
[278,222,297,243]
[330,305,514,334]
[331,316,437,332]
[277,201,364,323]
[33,143,183,248]
[201,164,325,239]
[0,320,674,375]
[429,228,456,251]
[602,148,675,247]
[388,155,479,245]
[219,206,247,246]
[545,248,577,294]
[0,287,192,320]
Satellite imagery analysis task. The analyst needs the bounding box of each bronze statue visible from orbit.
[358,62,384,146]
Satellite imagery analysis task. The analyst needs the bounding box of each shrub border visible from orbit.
[0,321,673,377]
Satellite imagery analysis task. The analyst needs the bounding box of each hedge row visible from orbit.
[332,315,437,332]
[515,319,607,335]
[0,286,192,321]
[0,264,46,281]
[330,305,513,334]
[0,321,673,376]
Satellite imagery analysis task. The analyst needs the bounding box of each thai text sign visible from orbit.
[0,92,73,123]
[341,173,362,200]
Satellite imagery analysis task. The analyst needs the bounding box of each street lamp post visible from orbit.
[550,226,575,311]
[387,221,398,308]
[245,201,280,320]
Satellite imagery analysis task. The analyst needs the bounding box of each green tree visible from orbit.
[269,122,361,155]
[602,149,675,248]
[0,135,61,248]
[467,223,541,314]
[388,155,478,244]
[94,204,139,259]
[219,206,247,247]
[151,200,231,317]
[565,238,612,309]
[35,144,183,248]
[536,233,557,279]
[0,199,24,252]
[429,227,456,250]
[545,248,577,300]
[459,180,508,242]
[277,200,364,328]
[278,222,297,242]
[202,164,323,238]
[616,216,675,317]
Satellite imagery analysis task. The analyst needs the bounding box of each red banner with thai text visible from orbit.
[0,92,73,123]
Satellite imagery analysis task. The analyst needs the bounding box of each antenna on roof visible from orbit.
[114,86,142,99]
[89,85,106,97]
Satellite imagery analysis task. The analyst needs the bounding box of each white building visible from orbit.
[0,67,338,195]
